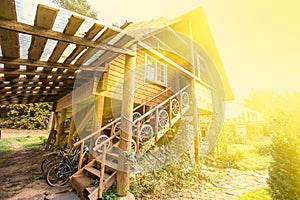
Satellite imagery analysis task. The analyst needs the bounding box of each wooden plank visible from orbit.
[75,28,121,65]
[0,20,133,55]
[89,34,133,67]
[48,15,84,63]
[0,76,75,83]
[0,0,19,79]
[48,15,84,80]
[64,23,104,64]
[0,56,106,72]
[28,4,58,61]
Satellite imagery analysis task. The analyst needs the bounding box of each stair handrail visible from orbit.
[73,87,171,147]
[92,133,118,152]
[132,85,189,125]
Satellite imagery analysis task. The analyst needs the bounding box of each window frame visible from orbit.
[144,53,167,86]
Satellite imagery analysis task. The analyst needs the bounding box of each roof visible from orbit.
[125,7,234,101]
[0,1,234,105]
[0,0,134,105]
[224,102,265,122]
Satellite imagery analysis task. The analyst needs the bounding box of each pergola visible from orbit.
[0,0,135,105]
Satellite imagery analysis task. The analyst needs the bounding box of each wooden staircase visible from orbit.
[70,86,192,199]
[71,159,117,200]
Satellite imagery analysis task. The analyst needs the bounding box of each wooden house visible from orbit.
[0,0,233,198]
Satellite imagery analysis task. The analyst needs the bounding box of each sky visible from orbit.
[87,0,300,101]
[39,0,300,101]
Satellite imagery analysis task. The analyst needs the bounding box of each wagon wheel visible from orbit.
[139,124,154,142]
[158,109,169,127]
[95,135,112,153]
[131,139,137,152]
[171,99,180,116]
[113,122,121,138]
[181,92,189,107]
[133,112,142,126]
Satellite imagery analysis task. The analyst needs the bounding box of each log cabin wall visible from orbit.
[103,49,180,107]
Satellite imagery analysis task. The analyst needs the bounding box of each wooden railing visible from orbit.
[73,87,171,169]
[93,85,190,152]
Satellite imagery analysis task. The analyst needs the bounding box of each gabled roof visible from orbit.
[0,1,233,105]
[125,7,234,101]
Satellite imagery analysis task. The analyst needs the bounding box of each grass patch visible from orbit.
[221,141,271,171]
[236,187,271,200]
[0,136,47,153]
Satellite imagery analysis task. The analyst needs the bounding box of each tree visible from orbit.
[244,90,300,199]
[53,0,98,19]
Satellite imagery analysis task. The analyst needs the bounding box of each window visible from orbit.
[196,54,206,79]
[145,54,167,85]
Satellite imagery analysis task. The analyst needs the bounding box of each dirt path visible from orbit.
[0,132,268,199]
[0,129,48,139]
[0,147,49,199]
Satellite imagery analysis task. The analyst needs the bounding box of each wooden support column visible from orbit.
[90,95,105,150]
[47,102,57,131]
[117,44,136,197]
[56,108,67,146]
[192,79,200,164]
[189,20,200,164]
[67,117,76,147]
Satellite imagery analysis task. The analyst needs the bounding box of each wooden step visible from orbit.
[97,156,119,170]
[106,152,119,160]
[84,167,111,180]
[71,174,93,199]
[87,171,117,200]
[84,167,101,177]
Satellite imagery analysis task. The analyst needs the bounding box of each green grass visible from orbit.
[224,140,271,171]
[236,187,271,200]
[0,136,47,153]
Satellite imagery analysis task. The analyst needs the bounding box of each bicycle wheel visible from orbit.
[41,153,64,173]
[46,162,72,187]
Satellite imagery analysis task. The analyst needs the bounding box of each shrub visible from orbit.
[0,103,51,130]
[268,132,300,199]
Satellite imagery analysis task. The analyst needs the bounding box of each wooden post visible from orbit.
[56,108,67,146]
[188,20,201,164]
[48,102,57,132]
[67,117,76,147]
[78,141,84,170]
[98,143,107,199]
[117,44,136,197]
[155,108,159,141]
[90,95,105,150]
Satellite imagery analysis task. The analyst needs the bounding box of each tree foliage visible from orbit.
[0,103,52,130]
[53,0,98,19]
[244,90,300,199]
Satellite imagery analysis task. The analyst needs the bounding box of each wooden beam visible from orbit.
[117,44,136,197]
[0,19,134,55]
[56,108,67,146]
[64,23,104,64]
[90,34,134,67]
[0,56,105,71]
[67,117,76,147]
[74,28,121,65]
[28,4,58,61]
[49,15,84,62]
[0,0,19,79]
[0,76,75,83]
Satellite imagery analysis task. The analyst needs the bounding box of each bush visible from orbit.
[268,132,300,199]
[0,103,51,130]
[215,150,244,168]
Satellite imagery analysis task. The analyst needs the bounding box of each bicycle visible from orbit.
[41,148,67,174]
[45,145,89,187]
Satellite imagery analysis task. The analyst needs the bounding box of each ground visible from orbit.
[0,130,71,200]
[0,130,271,200]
